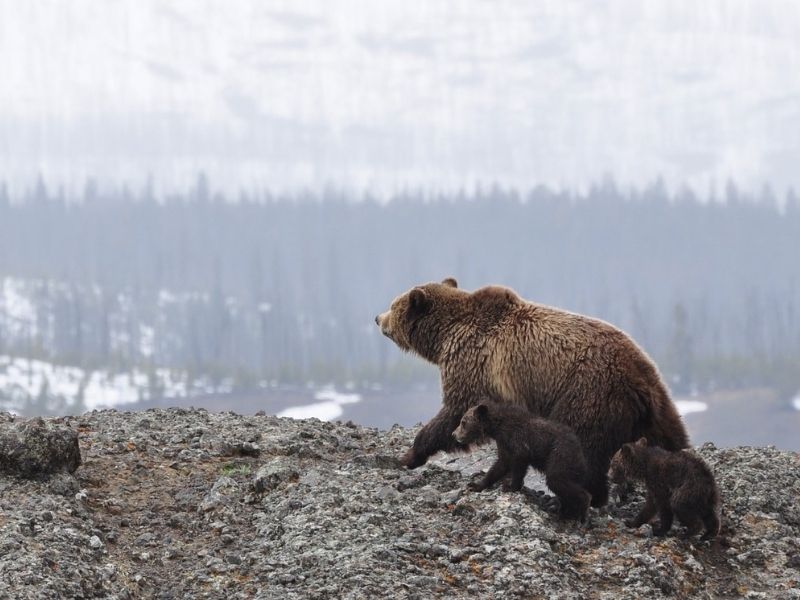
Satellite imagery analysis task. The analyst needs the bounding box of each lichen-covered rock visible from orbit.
[47,472,80,496]
[0,409,798,599]
[0,417,81,477]
[199,476,240,512]
[253,457,300,493]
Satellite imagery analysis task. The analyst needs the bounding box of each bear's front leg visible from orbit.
[502,461,529,492]
[626,491,657,528]
[469,458,510,492]
[401,407,465,469]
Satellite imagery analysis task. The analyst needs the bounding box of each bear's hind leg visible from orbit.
[677,512,703,538]
[701,511,720,540]
[585,456,610,508]
[546,472,591,521]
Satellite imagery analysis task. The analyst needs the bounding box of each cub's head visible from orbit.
[608,437,648,484]
[375,278,461,362]
[453,402,492,444]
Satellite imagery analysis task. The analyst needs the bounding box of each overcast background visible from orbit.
[1,1,799,449]
[1,0,800,196]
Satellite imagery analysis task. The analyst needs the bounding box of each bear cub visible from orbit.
[609,438,721,539]
[453,400,592,521]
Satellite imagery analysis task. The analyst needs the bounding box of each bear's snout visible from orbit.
[375,311,391,335]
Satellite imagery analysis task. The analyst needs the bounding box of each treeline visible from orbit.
[0,176,799,397]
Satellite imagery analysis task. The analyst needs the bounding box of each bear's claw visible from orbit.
[467,479,488,492]
[400,449,427,469]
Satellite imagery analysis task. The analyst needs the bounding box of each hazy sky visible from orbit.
[1,0,799,196]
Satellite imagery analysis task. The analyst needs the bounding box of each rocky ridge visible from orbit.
[0,408,798,599]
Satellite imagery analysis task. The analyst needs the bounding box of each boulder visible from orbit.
[0,417,81,477]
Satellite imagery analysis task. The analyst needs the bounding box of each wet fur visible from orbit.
[454,401,591,521]
[609,438,721,539]
[376,279,690,506]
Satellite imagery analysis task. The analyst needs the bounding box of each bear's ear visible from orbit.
[475,403,489,419]
[408,287,431,315]
[635,437,648,448]
[621,443,634,457]
[441,277,458,288]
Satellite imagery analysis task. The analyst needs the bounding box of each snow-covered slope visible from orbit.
[1,0,799,195]
[0,354,238,414]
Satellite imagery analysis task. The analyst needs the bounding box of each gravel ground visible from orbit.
[0,408,798,599]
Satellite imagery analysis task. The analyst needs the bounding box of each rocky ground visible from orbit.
[0,409,798,599]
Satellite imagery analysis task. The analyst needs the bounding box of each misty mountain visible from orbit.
[2,1,800,195]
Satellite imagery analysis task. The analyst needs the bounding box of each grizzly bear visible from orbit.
[453,400,591,521]
[375,278,689,507]
[608,438,720,539]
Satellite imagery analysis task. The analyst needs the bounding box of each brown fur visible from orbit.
[454,400,591,521]
[376,278,689,506]
[609,438,721,539]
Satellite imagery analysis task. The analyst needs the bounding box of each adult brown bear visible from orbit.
[375,278,689,507]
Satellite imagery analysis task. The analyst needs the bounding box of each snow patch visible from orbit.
[792,394,800,412]
[278,387,361,421]
[675,400,708,416]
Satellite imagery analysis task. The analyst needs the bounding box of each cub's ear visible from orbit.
[408,287,431,315]
[441,277,458,288]
[635,437,648,447]
[621,443,634,457]
[475,403,489,419]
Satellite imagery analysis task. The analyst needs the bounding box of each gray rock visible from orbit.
[349,453,403,469]
[376,485,400,502]
[417,485,440,507]
[199,476,240,512]
[0,417,81,477]
[219,440,261,457]
[253,457,299,493]
[47,472,80,496]
[0,409,798,600]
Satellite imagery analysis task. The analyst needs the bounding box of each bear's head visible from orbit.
[452,402,492,444]
[375,277,463,363]
[608,437,648,484]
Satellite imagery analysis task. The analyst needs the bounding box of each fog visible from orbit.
[2,1,800,195]
[0,2,799,448]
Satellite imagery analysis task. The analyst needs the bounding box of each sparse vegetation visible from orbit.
[220,462,252,477]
